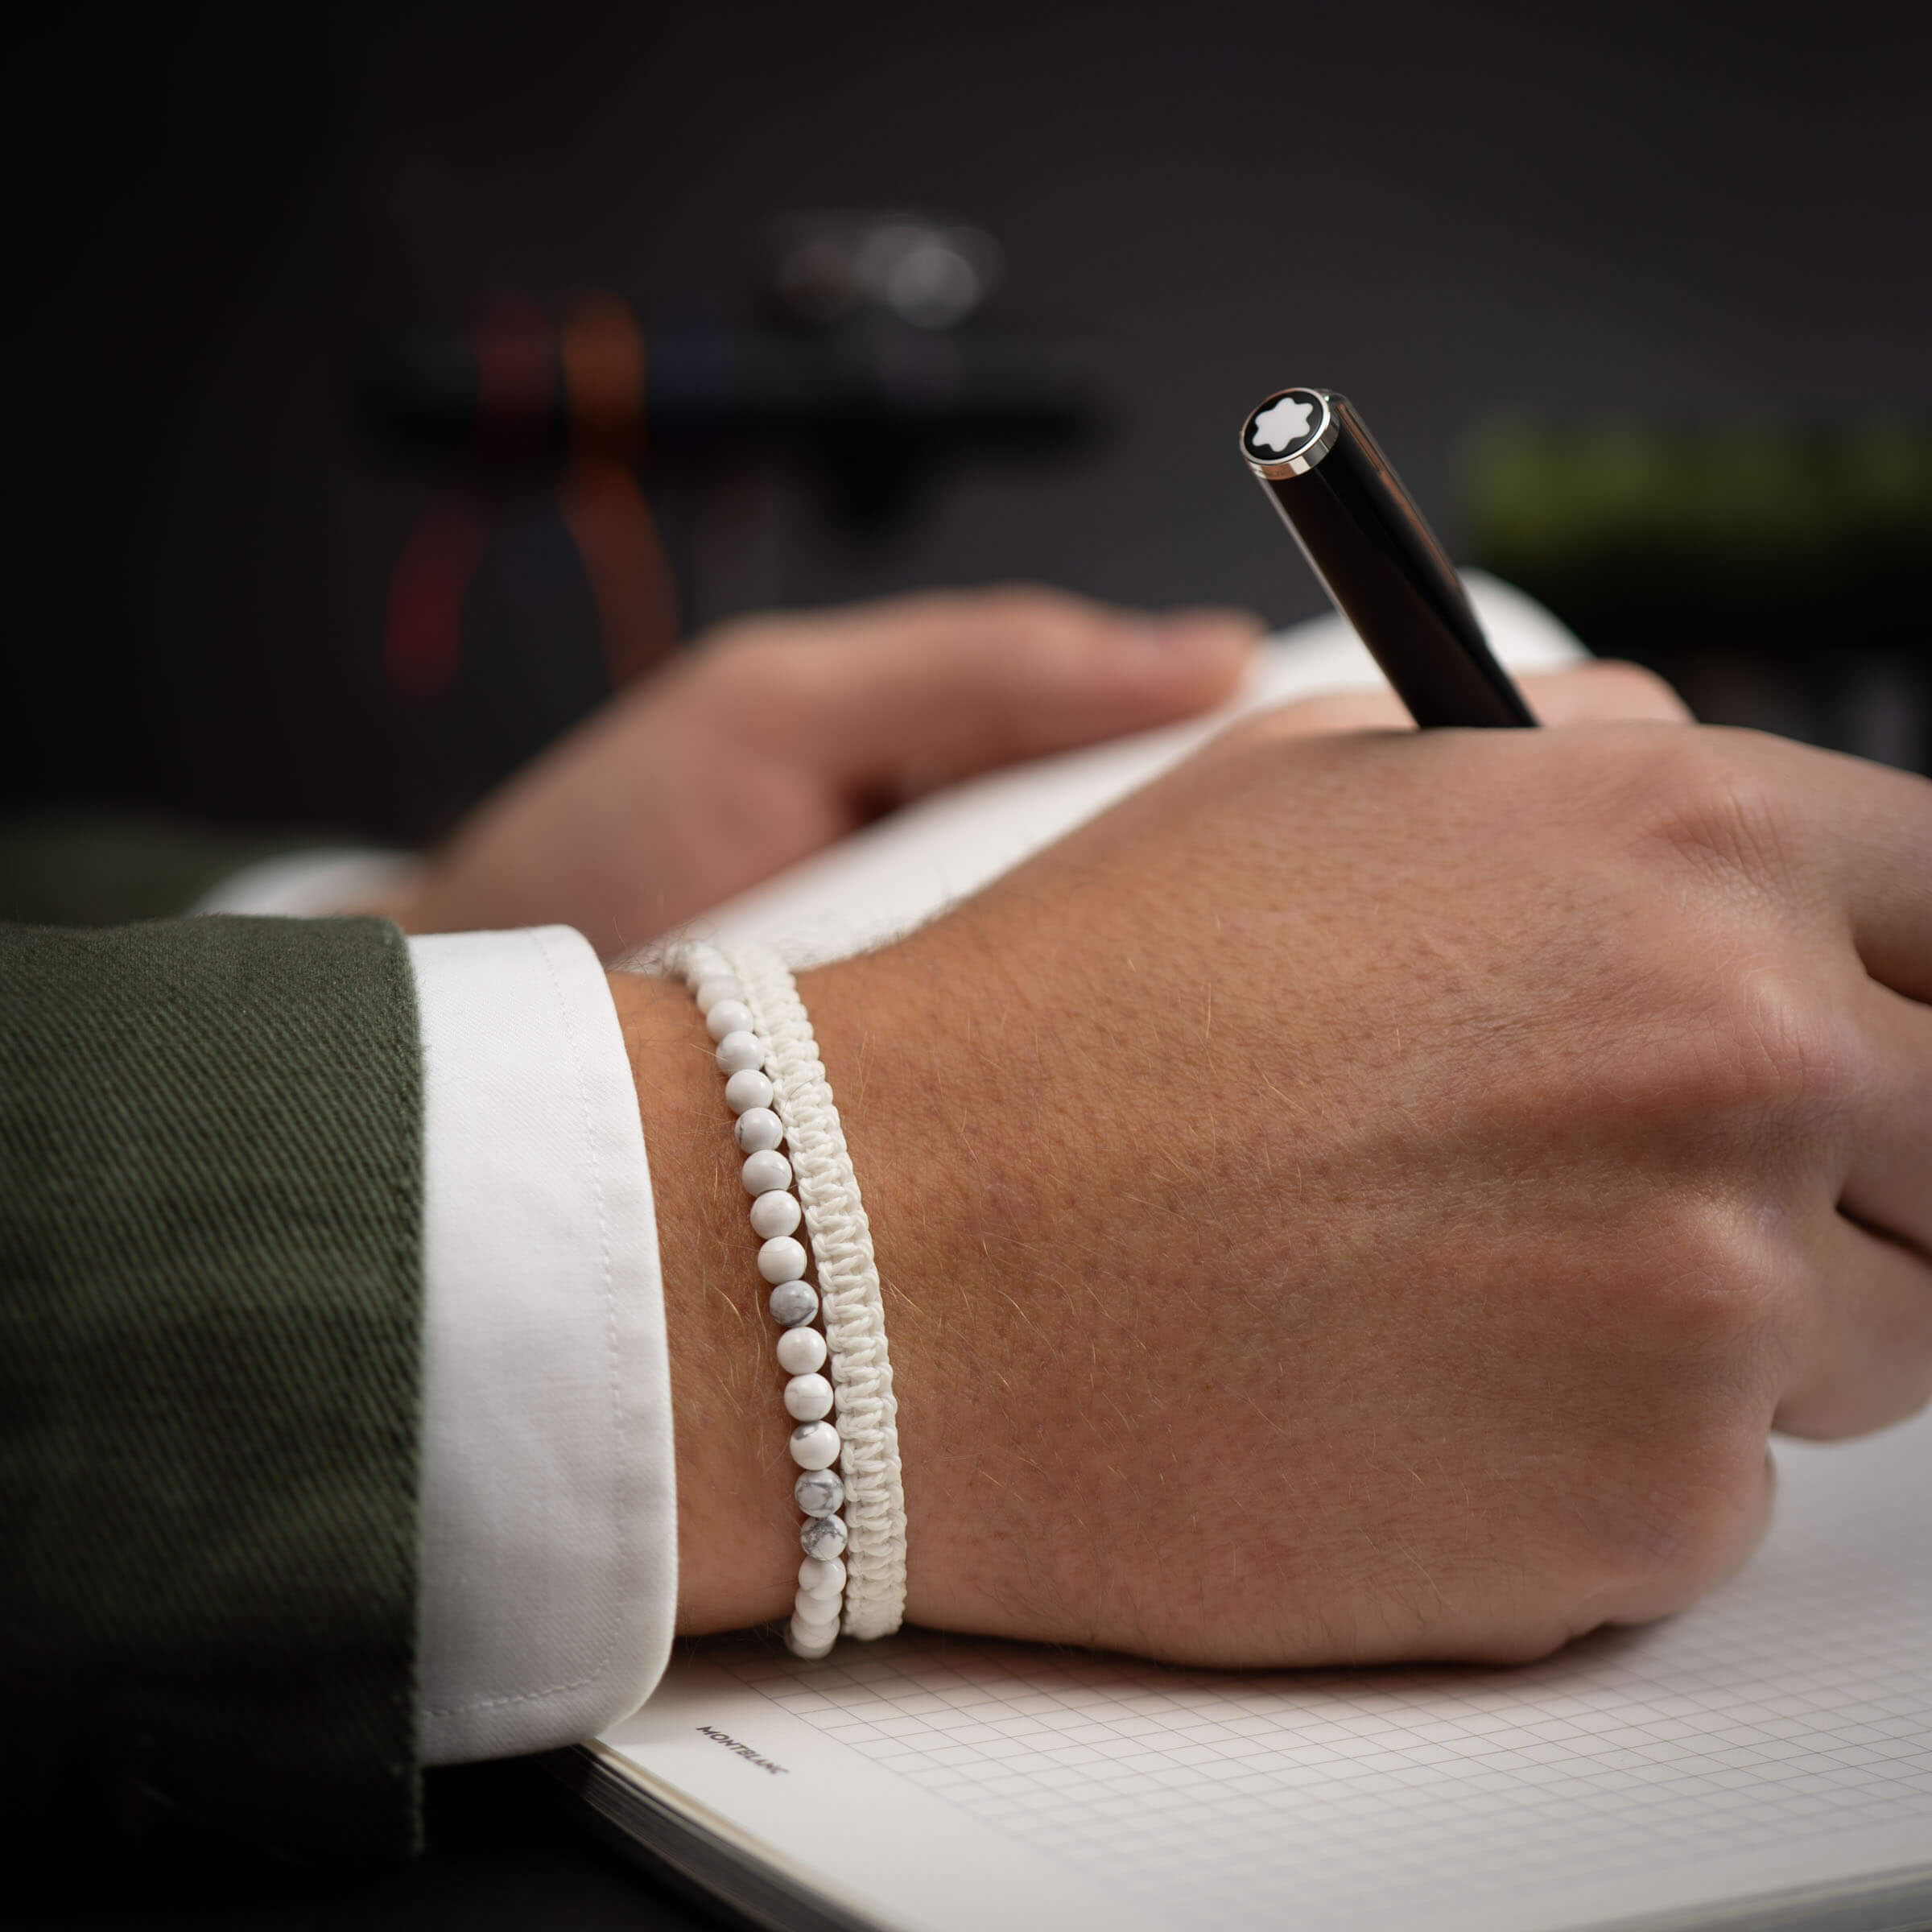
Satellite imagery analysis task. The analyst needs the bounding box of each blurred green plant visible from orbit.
[1463,416,1932,663]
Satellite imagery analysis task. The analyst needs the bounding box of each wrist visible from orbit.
[612,926,1051,1646]
[798,925,1049,1642]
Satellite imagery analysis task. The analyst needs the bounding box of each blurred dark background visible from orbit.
[7,0,1930,852]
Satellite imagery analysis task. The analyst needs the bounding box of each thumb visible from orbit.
[733,586,1261,803]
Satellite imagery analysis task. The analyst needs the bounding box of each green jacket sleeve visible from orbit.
[0,914,425,1863]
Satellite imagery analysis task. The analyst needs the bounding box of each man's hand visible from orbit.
[389,588,1258,956]
[624,675,1932,1667]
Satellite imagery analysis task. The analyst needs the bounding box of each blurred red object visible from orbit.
[382,291,678,703]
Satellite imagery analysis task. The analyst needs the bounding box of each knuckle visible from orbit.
[1620,965,1858,1133]
[1609,1194,1791,1360]
[1588,1430,1767,1603]
[1633,733,1803,889]
[1719,972,1863,1119]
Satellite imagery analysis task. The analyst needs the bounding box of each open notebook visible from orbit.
[567,579,1932,1932]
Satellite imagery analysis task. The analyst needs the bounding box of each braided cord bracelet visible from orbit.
[669,938,906,1653]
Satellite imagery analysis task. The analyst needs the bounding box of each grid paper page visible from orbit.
[672,1414,1932,1932]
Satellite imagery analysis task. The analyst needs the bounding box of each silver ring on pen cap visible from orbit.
[1240,386,1340,478]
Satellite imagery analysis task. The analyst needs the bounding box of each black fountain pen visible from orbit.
[1240,387,1537,729]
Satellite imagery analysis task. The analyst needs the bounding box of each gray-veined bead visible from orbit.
[769,1280,819,1327]
[800,1512,849,1560]
[795,1468,844,1517]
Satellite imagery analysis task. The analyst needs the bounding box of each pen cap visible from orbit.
[1241,387,1534,729]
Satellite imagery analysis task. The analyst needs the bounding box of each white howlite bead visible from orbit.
[758,1236,808,1285]
[704,998,753,1042]
[768,1280,819,1327]
[786,1617,836,1659]
[783,1372,834,1421]
[734,1108,783,1155]
[789,1420,840,1470]
[748,1188,800,1239]
[793,1588,840,1629]
[723,1068,774,1115]
[693,976,743,1013]
[799,1513,849,1560]
[794,1468,843,1516]
[716,1030,764,1075]
[741,1148,791,1195]
[799,1554,847,1594]
[775,1326,827,1376]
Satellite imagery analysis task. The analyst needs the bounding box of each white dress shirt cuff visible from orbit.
[407,927,677,1764]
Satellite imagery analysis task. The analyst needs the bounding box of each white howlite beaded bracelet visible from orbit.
[667,937,906,1656]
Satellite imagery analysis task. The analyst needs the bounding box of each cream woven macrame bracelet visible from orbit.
[669,938,907,1653]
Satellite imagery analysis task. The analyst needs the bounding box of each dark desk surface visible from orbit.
[8,1762,719,1932]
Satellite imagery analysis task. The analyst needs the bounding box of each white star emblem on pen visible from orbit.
[1251,395,1315,453]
